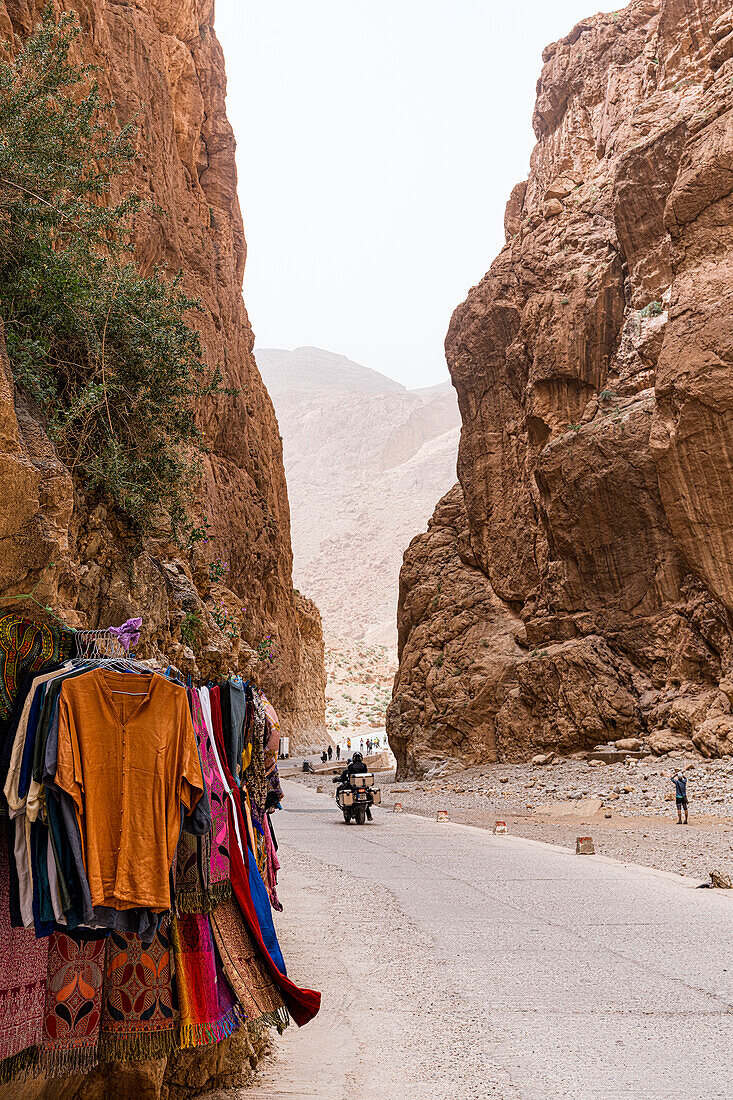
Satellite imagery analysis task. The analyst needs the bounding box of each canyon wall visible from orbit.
[0,0,325,738]
[389,0,733,777]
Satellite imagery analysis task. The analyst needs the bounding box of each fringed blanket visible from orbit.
[171,914,243,1048]
[42,932,105,1077]
[100,928,176,1062]
[210,899,288,1031]
[0,820,48,1081]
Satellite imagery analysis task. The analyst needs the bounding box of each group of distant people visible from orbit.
[320,736,382,764]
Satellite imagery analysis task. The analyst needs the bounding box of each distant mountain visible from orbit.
[256,347,461,645]
[256,346,405,397]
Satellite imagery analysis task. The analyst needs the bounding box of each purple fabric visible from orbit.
[107,618,142,652]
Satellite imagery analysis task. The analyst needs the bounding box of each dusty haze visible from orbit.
[257,346,460,645]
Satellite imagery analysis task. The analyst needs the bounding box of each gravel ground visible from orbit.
[290,756,733,883]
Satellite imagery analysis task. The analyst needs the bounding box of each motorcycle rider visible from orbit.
[349,751,368,776]
[332,752,372,820]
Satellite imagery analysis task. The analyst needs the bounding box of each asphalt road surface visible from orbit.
[233,779,733,1100]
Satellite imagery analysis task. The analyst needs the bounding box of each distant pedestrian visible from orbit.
[360,739,364,752]
[671,770,689,824]
[347,738,351,750]
[336,744,341,760]
[328,745,333,760]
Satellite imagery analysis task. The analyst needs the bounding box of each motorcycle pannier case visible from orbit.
[352,773,374,788]
[371,788,382,805]
[340,789,355,807]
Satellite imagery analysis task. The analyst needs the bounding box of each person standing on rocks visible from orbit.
[672,770,689,825]
[336,744,341,761]
[328,745,333,761]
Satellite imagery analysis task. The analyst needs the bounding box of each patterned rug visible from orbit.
[210,899,288,1030]
[99,928,177,1062]
[171,914,243,1048]
[0,819,49,1080]
[42,932,106,1076]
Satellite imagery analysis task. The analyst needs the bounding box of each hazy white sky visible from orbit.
[216,1,619,388]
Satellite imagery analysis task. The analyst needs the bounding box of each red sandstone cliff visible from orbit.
[0,0,325,738]
[389,0,733,776]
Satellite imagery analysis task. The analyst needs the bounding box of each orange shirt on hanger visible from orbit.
[55,669,204,911]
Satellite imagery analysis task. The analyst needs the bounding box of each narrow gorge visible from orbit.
[389,0,733,778]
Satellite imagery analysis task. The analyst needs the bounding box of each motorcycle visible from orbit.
[334,771,381,825]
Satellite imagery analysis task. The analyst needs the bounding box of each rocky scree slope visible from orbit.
[389,0,733,778]
[0,0,325,741]
[257,346,460,645]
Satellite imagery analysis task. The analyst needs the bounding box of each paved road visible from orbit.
[235,780,733,1099]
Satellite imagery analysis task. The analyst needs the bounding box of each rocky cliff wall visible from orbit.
[0,0,325,736]
[290,591,327,748]
[389,0,733,777]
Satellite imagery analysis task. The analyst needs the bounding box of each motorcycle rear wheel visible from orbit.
[342,808,352,824]
[355,806,367,826]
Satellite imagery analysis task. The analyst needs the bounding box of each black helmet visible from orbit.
[352,751,363,763]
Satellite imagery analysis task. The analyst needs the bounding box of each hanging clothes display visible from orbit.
[55,669,205,911]
[4,661,207,939]
[0,615,320,1088]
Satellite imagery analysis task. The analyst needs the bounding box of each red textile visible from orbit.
[209,687,320,1027]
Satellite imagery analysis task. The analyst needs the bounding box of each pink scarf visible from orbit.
[263,814,282,912]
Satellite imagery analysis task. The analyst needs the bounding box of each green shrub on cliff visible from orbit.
[0,10,225,535]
